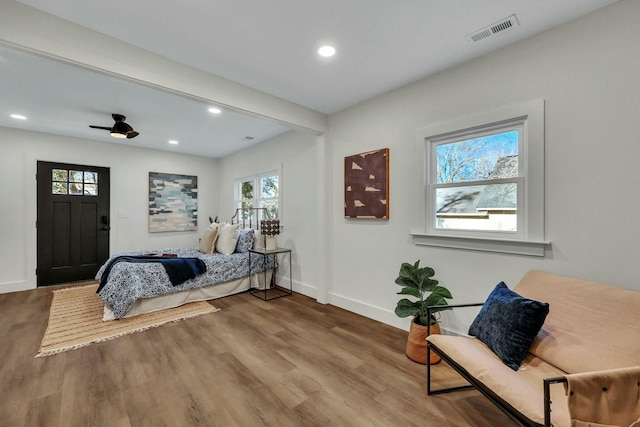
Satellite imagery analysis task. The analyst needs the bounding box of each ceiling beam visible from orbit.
[0,0,328,135]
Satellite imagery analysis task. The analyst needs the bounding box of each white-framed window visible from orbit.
[413,99,547,256]
[235,176,255,217]
[432,123,522,234]
[257,172,279,219]
[234,170,280,221]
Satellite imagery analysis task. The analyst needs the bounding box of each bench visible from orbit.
[426,270,640,427]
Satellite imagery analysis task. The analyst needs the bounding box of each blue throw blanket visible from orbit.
[97,256,206,293]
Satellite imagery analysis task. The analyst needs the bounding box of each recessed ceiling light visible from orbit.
[318,45,336,57]
[208,107,222,114]
[169,140,179,145]
[10,114,27,120]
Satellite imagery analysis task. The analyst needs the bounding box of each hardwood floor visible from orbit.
[0,284,516,427]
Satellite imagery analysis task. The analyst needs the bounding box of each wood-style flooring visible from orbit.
[0,284,516,427]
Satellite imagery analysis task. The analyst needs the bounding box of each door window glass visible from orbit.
[52,169,99,196]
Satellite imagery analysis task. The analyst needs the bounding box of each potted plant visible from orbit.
[395,260,452,364]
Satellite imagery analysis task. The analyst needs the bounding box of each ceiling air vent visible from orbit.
[467,14,519,43]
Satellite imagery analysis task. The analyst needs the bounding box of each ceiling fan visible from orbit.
[89,113,139,139]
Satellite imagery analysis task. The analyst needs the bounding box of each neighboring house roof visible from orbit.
[487,155,518,179]
[437,155,518,213]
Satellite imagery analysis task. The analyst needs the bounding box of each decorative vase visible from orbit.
[406,314,441,365]
[265,236,277,250]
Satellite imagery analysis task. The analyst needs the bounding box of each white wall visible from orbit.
[327,0,640,333]
[218,130,319,298]
[2,1,639,337]
[0,127,219,293]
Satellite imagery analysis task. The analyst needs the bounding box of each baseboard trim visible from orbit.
[0,280,34,294]
[292,280,316,299]
[325,291,473,334]
[327,291,409,330]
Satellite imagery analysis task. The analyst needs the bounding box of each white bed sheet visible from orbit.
[103,270,273,321]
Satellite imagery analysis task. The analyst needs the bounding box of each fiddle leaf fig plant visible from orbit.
[395,260,452,326]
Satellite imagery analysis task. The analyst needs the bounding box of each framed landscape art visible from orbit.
[344,148,389,219]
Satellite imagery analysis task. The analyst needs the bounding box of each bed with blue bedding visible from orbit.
[96,247,274,320]
[96,209,278,320]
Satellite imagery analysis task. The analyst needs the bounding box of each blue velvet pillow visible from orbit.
[468,282,549,371]
[235,228,255,253]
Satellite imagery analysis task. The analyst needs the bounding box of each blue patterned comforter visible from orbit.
[95,247,273,319]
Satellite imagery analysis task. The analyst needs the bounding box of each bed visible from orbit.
[96,209,275,321]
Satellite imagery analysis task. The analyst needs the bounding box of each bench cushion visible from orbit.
[515,271,640,374]
[428,334,570,426]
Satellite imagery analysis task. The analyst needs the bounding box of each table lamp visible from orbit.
[260,219,280,250]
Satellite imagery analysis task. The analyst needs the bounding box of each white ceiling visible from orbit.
[1,0,619,158]
[0,45,291,158]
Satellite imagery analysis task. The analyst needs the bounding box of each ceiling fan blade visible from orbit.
[127,131,139,139]
[89,125,111,130]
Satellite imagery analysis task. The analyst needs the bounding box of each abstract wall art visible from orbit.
[344,148,389,219]
[149,172,198,232]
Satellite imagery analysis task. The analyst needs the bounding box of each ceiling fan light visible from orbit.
[110,121,129,138]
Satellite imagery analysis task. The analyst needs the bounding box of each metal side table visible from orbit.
[249,247,292,301]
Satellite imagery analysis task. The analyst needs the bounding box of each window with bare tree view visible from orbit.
[432,126,521,233]
[415,100,545,255]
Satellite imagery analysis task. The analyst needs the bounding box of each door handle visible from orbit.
[102,226,111,231]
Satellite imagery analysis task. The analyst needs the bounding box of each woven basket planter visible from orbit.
[406,314,441,364]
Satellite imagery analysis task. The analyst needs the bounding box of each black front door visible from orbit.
[37,161,110,286]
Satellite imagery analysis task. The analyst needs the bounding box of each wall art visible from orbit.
[149,172,198,232]
[344,148,389,219]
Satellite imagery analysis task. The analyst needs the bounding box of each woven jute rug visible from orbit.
[36,283,219,358]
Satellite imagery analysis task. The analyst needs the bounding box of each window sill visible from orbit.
[410,232,550,257]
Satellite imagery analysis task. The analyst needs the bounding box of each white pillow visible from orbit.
[215,223,240,255]
[198,227,219,254]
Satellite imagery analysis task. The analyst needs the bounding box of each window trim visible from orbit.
[413,99,549,256]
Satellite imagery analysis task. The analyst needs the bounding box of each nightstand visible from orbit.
[248,247,292,301]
